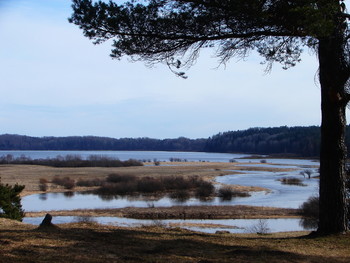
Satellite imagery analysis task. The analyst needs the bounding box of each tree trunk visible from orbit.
[317,36,349,234]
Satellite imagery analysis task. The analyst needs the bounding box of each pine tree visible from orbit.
[70,0,350,234]
[0,178,25,221]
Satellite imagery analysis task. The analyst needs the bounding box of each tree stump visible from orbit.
[38,213,58,229]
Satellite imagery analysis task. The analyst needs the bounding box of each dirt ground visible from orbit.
[1,217,349,263]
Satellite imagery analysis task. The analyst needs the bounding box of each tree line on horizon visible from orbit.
[1,125,350,157]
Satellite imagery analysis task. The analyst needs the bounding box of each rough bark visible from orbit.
[318,35,349,234]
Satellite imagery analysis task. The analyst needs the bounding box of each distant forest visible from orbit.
[1,125,350,157]
[0,134,206,152]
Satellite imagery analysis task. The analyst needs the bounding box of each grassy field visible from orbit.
[1,218,349,263]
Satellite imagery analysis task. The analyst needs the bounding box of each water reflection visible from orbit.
[39,193,47,201]
[98,195,115,201]
[299,218,318,230]
[169,190,191,203]
[64,192,75,198]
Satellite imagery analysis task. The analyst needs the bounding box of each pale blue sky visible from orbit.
[0,0,332,139]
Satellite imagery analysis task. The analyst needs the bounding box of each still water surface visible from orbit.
[0,150,249,162]
[23,217,311,234]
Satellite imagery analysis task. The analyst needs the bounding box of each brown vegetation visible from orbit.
[279,177,306,186]
[1,218,349,263]
[24,205,300,220]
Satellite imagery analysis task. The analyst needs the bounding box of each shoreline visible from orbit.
[25,205,301,220]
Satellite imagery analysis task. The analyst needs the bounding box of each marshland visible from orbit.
[1,151,349,262]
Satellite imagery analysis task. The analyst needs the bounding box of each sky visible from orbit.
[0,0,337,139]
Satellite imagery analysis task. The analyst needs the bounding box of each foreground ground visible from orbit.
[1,218,349,263]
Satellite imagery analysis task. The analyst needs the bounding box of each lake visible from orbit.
[0,150,250,162]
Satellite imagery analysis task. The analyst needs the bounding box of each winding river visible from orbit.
[19,152,319,233]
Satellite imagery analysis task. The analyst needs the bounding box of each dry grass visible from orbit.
[25,205,300,219]
[0,218,349,263]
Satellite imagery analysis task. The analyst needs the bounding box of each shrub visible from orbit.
[248,219,270,234]
[217,187,250,200]
[161,176,197,190]
[106,173,136,183]
[0,178,25,221]
[218,187,234,200]
[39,178,48,191]
[195,181,215,198]
[76,178,103,187]
[51,176,63,185]
[169,158,187,162]
[218,186,233,200]
[62,178,75,190]
[169,189,191,202]
[0,154,143,167]
[279,177,306,186]
[122,159,143,167]
[300,196,319,219]
[96,181,138,195]
[137,177,164,193]
[51,176,75,190]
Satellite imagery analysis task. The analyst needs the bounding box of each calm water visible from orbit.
[0,150,249,162]
[23,217,313,233]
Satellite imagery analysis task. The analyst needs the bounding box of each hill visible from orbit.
[0,134,206,152]
[204,126,323,157]
[1,125,350,157]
